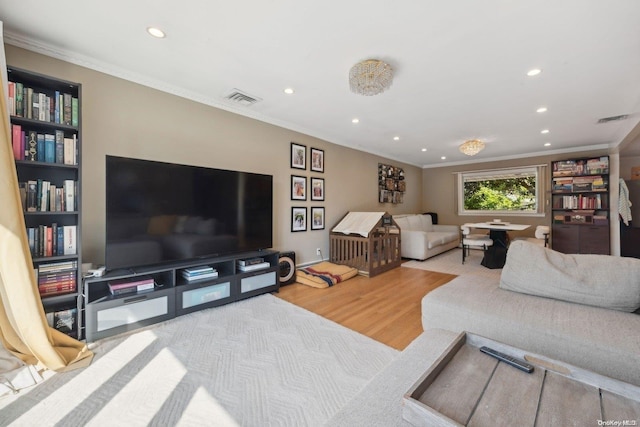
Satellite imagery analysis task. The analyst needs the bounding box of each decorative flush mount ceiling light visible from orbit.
[349,59,393,96]
[459,139,485,156]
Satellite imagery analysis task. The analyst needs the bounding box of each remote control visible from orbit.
[479,346,535,373]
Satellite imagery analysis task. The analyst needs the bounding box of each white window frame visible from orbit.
[457,165,546,217]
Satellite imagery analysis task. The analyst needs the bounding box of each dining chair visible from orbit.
[513,225,550,247]
[460,224,493,264]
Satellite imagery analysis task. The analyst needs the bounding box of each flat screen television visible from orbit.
[105,155,273,271]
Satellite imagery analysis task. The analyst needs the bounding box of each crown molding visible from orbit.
[421,143,612,169]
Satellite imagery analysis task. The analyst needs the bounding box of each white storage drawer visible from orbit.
[176,280,233,315]
[85,287,175,341]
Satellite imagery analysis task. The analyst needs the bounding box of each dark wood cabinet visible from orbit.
[552,224,609,255]
[551,156,610,255]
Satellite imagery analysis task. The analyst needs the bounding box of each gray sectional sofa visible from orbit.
[421,241,640,386]
[329,241,640,426]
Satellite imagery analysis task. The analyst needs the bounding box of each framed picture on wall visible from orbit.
[291,207,307,232]
[311,147,324,173]
[291,142,306,170]
[311,177,324,201]
[311,207,325,230]
[291,175,306,200]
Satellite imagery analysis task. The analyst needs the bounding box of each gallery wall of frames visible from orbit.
[290,142,325,232]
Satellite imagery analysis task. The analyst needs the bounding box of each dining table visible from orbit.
[466,221,531,268]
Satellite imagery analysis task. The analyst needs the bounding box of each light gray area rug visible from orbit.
[0,294,398,427]
[402,248,501,280]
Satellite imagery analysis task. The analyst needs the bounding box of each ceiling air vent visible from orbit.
[224,89,262,106]
[597,114,629,124]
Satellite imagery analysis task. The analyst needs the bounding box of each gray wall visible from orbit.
[6,45,422,266]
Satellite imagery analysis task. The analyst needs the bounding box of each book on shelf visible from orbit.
[63,225,77,255]
[108,276,155,295]
[36,133,45,162]
[64,180,75,211]
[46,307,78,336]
[11,124,22,160]
[7,80,77,126]
[63,135,77,165]
[552,177,573,192]
[7,81,15,115]
[586,157,609,175]
[237,262,270,272]
[35,261,78,296]
[181,266,218,281]
[182,266,216,275]
[15,82,23,117]
[39,281,76,296]
[26,180,37,211]
[55,130,64,164]
[182,271,219,281]
[37,260,78,273]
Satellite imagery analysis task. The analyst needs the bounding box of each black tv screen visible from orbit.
[105,156,273,271]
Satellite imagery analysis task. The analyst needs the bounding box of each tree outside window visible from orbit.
[458,166,546,216]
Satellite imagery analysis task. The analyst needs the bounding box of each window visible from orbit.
[457,165,546,216]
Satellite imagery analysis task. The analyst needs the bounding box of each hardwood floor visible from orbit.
[275,265,456,351]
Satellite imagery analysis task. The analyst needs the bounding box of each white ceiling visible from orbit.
[2,1,640,167]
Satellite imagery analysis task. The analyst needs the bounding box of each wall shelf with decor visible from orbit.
[378,163,405,204]
[8,66,82,339]
[550,156,610,254]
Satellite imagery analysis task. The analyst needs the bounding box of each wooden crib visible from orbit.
[330,212,401,277]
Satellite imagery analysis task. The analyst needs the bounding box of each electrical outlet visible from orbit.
[316,248,321,256]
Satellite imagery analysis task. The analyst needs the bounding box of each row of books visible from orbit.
[46,307,78,337]
[37,260,78,297]
[553,194,604,210]
[108,276,155,296]
[20,179,76,213]
[7,81,78,126]
[552,176,607,192]
[181,266,218,281]
[11,126,78,164]
[27,224,77,258]
[552,157,609,177]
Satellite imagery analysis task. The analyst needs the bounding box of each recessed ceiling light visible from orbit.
[536,107,547,113]
[283,88,294,95]
[421,148,427,152]
[393,136,400,141]
[527,68,542,77]
[544,142,551,147]
[352,118,359,124]
[146,27,166,38]
[441,156,446,160]
[541,129,550,134]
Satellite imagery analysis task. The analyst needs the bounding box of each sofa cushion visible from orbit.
[500,241,640,312]
[393,215,409,231]
[426,231,459,249]
[418,214,434,232]
[405,215,423,231]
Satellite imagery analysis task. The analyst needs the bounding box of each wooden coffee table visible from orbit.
[403,332,640,426]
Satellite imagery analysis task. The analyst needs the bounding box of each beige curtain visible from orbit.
[0,24,93,375]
